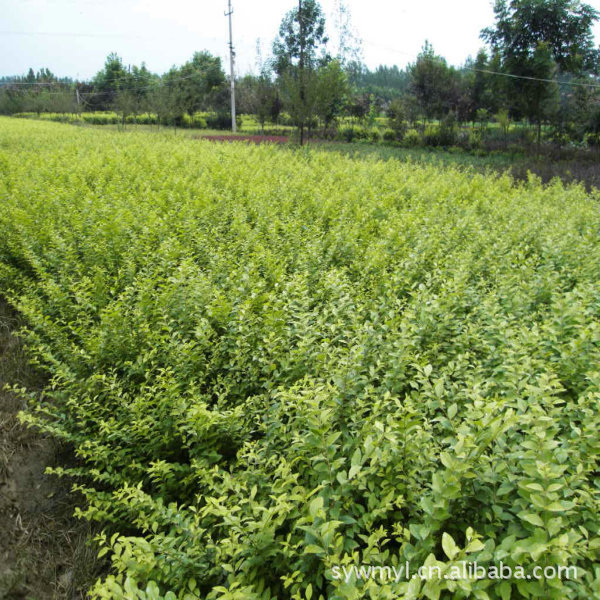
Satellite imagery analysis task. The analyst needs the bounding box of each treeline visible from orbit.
[0,52,232,129]
[1,0,599,147]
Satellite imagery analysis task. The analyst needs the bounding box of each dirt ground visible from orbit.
[0,302,102,600]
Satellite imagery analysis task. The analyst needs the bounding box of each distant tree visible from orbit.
[147,85,185,130]
[387,98,407,138]
[255,77,275,132]
[314,59,348,132]
[465,49,502,119]
[114,89,139,127]
[410,42,454,121]
[0,89,22,114]
[402,94,422,127]
[49,90,77,114]
[163,52,226,116]
[331,0,362,65]
[345,60,366,88]
[565,80,600,139]
[482,0,599,74]
[129,64,156,104]
[0,68,74,115]
[366,93,379,127]
[270,93,284,124]
[452,72,475,123]
[347,63,411,103]
[517,42,560,146]
[480,0,595,145]
[346,93,369,122]
[475,107,490,133]
[273,1,328,76]
[25,91,50,115]
[273,0,329,144]
[280,67,319,139]
[495,107,511,142]
[238,69,279,133]
[487,52,510,113]
[92,53,130,109]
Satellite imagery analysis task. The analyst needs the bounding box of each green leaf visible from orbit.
[348,464,361,480]
[519,513,544,527]
[498,581,511,600]
[545,501,575,512]
[309,496,324,517]
[465,539,485,553]
[442,532,459,560]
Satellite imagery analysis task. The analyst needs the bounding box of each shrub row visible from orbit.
[1,118,599,600]
[11,111,246,130]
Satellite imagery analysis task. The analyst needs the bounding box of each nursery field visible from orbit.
[1,117,600,600]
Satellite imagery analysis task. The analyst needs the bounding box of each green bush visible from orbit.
[191,113,207,129]
[382,128,398,142]
[423,124,442,147]
[368,128,382,143]
[337,126,371,143]
[205,112,242,130]
[464,129,483,150]
[338,125,356,142]
[180,113,192,128]
[387,99,407,139]
[1,117,600,600]
[83,112,120,125]
[423,115,458,148]
[584,132,600,148]
[402,128,421,147]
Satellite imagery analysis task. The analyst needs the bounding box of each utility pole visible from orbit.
[298,0,305,145]
[226,0,237,133]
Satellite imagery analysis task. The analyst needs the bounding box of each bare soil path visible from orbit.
[0,302,101,600]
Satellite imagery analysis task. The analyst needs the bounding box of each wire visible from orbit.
[0,30,149,39]
[0,81,72,86]
[2,69,154,87]
[0,71,204,98]
[361,38,600,89]
[3,36,599,94]
[466,67,600,88]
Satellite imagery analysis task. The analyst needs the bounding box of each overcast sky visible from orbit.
[1,0,599,79]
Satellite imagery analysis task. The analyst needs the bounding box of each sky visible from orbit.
[1,0,599,80]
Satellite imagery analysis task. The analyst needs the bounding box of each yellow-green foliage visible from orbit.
[12,111,207,128]
[1,118,600,600]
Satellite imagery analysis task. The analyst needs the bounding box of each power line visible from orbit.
[465,67,600,89]
[0,81,73,86]
[0,71,203,99]
[2,66,160,88]
[0,30,149,39]
[3,34,599,96]
[362,38,600,89]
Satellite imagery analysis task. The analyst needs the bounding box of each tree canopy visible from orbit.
[481,0,600,73]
